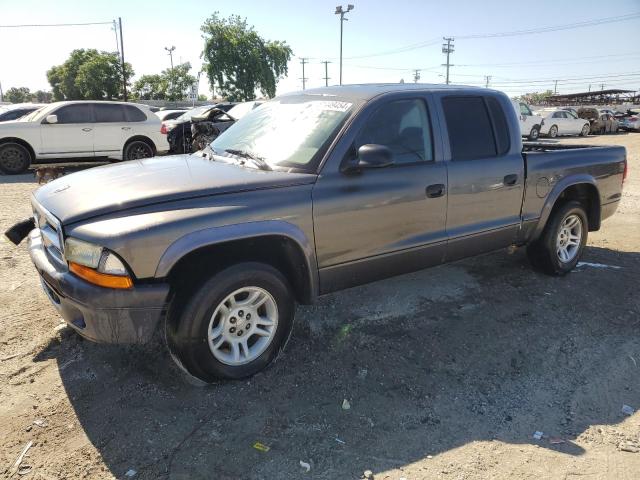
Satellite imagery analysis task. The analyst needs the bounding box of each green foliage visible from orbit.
[4,87,31,103]
[515,90,554,104]
[47,49,133,101]
[132,63,196,101]
[33,90,53,103]
[201,13,292,101]
[197,94,208,101]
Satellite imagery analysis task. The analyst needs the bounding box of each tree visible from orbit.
[197,94,208,101]
[33,90,53,103]
[201,13,292,101]
[4,87,31,103]
[47,49,133,101]
[515,90,554,105]
[132,63,197,101]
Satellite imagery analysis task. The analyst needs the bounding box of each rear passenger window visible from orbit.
[355,98,433,164]
[442,96,496,160]
[486,97,510,155]
[124,105,147,122]
[94,104,126,123]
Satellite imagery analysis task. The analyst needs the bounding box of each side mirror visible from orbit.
[45,114,58,124]
[343,144,393,173]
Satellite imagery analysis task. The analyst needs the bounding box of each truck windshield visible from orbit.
[210,96,354,172]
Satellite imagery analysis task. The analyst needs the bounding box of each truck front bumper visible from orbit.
[28,230,170,344]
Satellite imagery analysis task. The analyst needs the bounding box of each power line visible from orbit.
[456,51,640,68]
[342,38,440,60]
[0,21,113,28]
[456,12,640,39]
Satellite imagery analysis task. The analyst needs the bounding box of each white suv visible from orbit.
[0,101,169,174]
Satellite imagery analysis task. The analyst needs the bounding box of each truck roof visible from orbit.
[280,83,489,102]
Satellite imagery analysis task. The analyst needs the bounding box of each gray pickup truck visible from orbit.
[20,84,626,382]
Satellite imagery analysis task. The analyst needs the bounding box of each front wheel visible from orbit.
[580,124,590,136]
[0,142,32,174]
[526,200,588,275]
[124,140,154,160]
[166,262,296,382]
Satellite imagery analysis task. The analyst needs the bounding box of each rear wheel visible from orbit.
[580,124,590,136]
[528,126,540,140]
[548,125,558,138]
[0,142,32,174]
[527,200,588,276]
[166,262,296,382]
[124,140,154,160]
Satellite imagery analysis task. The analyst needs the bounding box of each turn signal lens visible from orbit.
[69,262,133,289]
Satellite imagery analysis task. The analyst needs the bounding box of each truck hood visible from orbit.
[33,154,317,225]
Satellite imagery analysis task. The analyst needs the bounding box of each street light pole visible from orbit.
[335,4,354,85]
[164,46,175,71]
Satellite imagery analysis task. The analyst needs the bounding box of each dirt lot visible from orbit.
[1,133,639,480]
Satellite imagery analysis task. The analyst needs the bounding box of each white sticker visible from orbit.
[314,100,352,112]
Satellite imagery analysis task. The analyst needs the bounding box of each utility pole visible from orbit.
[441,37,454,85]
[300,58,308,90]
[321,60,331,86]
[112,20,120,58]
[335,4,354,85]
[554,80,558,94]
[600,83,605,91]
[484,75,492,88]
[588,84,591,92]
[413,69,421,83]
[0,81,3,103]
[119,17,127,102]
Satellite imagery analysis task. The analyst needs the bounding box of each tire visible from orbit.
[0,142,32,174]
[580,124,590,137]
[166,262,296,382]
[528,126,540,140]
[548,125,558,138]
[526,200,588,276]
[123,140,154,160]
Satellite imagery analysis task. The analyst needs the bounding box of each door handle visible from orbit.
[503,174,518,186]
[121,126,131,131]
[82,127,92,132]
[426,183,445,198]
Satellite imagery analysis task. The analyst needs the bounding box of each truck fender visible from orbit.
[530,174,600,241]
[154,220,319,302]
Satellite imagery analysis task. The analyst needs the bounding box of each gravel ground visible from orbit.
[1,133,639,480]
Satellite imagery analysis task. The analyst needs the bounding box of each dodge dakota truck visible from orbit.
[18,84,627,382]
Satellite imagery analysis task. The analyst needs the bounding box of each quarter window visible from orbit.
[355,98,433,164]
[442,96,496,160]
[54,104,93,124]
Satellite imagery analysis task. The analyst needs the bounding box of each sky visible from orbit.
[1,0,639,99]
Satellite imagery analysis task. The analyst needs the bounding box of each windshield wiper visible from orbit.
[224,148,272,171]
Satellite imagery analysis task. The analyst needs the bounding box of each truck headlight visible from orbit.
[64,237,133,289]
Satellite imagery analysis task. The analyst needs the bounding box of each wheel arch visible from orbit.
[531,175,601,241]
[156,221,319,305]
[0,137,36,160]
[123,135,156,156]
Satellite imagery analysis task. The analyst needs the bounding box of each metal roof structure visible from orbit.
[545,89,638,105]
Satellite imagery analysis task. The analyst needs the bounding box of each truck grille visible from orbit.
[32,200,64,264]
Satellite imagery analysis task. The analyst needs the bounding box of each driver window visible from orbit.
[355,99,433,164]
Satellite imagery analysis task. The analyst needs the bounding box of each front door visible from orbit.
[438,94,524,261]
[39,104,94,158]
[313,95,447,293]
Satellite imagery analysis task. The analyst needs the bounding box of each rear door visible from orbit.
[92,103,127,157]
[438,94,524,261]
[39,104,94,158]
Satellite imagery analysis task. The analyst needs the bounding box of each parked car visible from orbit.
[0,103,45,122]
[155,109,189,122]
[511,100,543,140]
[164,101,261,154]
[0,101,169,174]
[619,111,640,131]
[590,113,619,134]
[538,109,590,137]
[16,84,626,382]
[560,107,578,118]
